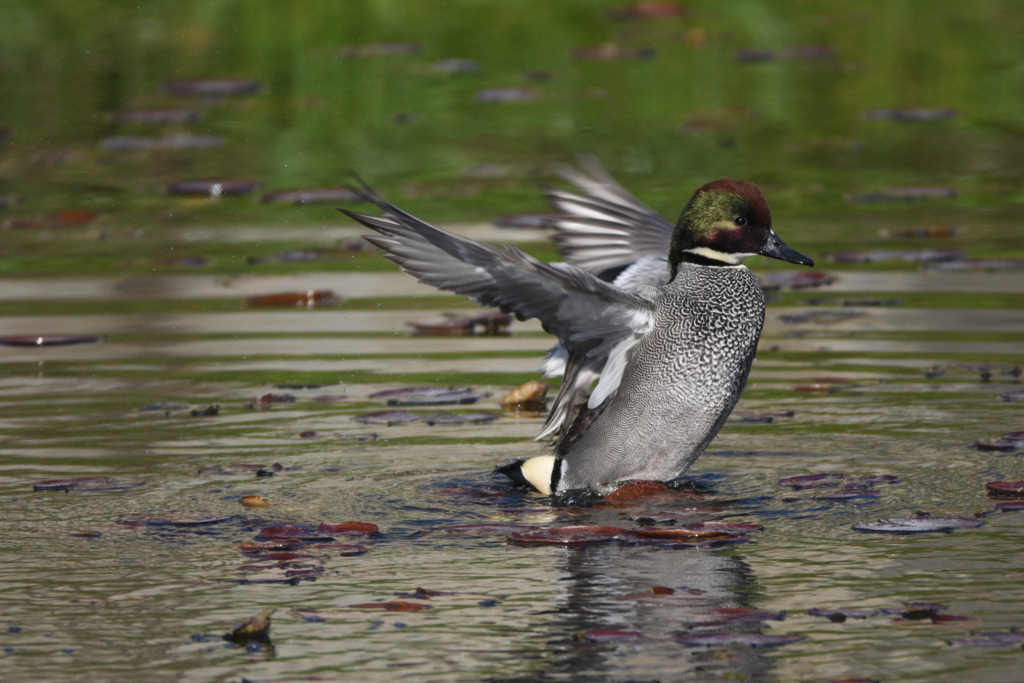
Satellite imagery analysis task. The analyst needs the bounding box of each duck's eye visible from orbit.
[735,216,747,226]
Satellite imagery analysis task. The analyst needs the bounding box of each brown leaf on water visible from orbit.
[347,601,432,612]
[240,496,269,508]
[245,290,338,308]
[224,609,273,642]
[500,380,549,408]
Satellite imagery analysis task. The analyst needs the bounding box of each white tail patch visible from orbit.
[520,455,556,495]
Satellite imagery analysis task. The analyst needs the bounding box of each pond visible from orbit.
[1,2,1024,682]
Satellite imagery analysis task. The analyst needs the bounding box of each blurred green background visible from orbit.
[1,0,1022,254]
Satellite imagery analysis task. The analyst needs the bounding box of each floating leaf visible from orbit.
[986,480,1024,495]
[995,501,1024,512]
[245,290,337,308]
[999,390,1024,402]
[190,405,219,417]
[375,386,489,406]
[601,480,673,503]
[507,525,624,546]
[317,522,378,537]
[249,394,297,408]
[676,632,805,648]
[224,609,273,643]
[500,380,549,408]
[974,440,1018,452]
[778,473,845,489]
[1,335,101,347]
[355,411,422,426]
[626,526,733,540]
[347,601,431,612]
[240,496,269,508]
[852,517,983,533]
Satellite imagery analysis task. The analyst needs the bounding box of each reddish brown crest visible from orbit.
[693,178,771,227]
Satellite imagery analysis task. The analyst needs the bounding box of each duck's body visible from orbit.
[556,264,764,494]
[342,163,811,497]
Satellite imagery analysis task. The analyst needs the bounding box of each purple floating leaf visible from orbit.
[33,476,144,492]
[986,480,1024,495]
[355,411,422,426]
[974,440,1018,452]
[778,473,845,489]
[852,517,984,533]
[676,632,805,648]
[995,501,1024,512]
[1000,430,1024,442]
[999,390,1024,402]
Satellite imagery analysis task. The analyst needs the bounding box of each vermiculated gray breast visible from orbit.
[558,264,765,494]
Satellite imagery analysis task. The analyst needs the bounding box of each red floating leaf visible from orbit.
[347,601,431,612]
[676,632,805,647]
[986,480,1024,495]
[852,517,983,533]
[245,290,337,308]
[317,522,378,537]
[602,480,672,503]
[2,335,101,347]
[507,525,625,546]
[778,473,845,488]
[650,586,675,595]
[582,630,643,643]
[1000,430,1024,441]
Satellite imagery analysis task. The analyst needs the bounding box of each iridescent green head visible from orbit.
[668,178,812,279]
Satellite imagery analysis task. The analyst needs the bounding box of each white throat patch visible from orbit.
[684,246,754,265]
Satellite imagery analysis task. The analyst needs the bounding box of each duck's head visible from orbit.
[669,178,812,279]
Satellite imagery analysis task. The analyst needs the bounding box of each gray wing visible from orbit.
[340,184,657,441]
[544,155,674,282]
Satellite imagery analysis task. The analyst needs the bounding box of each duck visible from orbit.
[341,164,812,497]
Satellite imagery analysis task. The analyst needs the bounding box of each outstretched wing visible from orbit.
[544,155,675,282]
[340,183,657,441]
